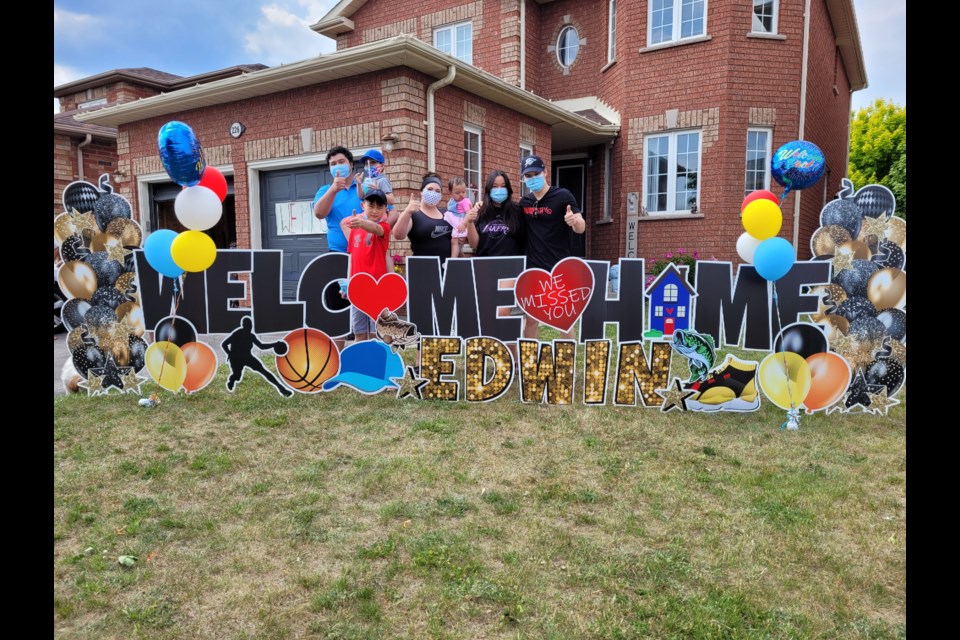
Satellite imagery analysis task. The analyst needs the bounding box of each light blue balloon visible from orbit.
[144,229,184,279]
[754,237,795,282]
[158,121,205,187]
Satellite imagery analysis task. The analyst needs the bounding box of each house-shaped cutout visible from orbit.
[644,264,697,337]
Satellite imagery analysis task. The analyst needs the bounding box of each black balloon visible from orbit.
[835,296,877,322]
[875,309,906,341]
[871,240,905,271]
[128,334,148,372]
[91,287,127,310]
[154,316,197,347]
[820,198,861,238]
[864,358,905,396]
[85,304,117,331]
[83,252,123,287]
[834,259,879,298]
[62,298,92,331]
[93,193,133,232]
[60,234,90,262]
[774,323,828,360]
[72,344,106,377]
[855,185,896,219]
[848,317,886,343]
[62,180,101,213]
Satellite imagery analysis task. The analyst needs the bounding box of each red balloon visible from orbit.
[198,166,228,202]
[741,189,779,212]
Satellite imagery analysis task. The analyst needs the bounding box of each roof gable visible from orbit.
[644,264,697,297]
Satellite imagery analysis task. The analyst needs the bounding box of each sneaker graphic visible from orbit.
[683,355,761,412]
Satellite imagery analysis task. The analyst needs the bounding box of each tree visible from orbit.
[848,99,906,218]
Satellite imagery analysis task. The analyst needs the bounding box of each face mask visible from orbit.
[330,164,351,179]
[422,190,442,206]
[524,175,545,193]
[490,187,508,203]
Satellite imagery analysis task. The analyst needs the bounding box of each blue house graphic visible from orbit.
[644,264,696,337]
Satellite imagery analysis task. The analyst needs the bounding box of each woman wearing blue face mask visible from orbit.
[465,170,525,258]
[392,172,454,264]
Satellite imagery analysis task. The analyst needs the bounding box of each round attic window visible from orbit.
[557,26,580,68]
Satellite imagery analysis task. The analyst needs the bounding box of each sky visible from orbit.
[54,0,904,113]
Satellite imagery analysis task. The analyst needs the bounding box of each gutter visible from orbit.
[77,134,93,182]
[426,65,457,172]
[794,0,812,250]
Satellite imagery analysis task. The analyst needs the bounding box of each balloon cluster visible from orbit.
[56,175,148,393]
[809,180,905,410]
[144,121,225,277]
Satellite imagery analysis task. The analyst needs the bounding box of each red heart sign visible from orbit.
[347,273,408,320]
[666,307,674,316]
[514,257,595,332]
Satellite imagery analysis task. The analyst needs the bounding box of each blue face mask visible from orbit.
[524,174,545,193]
[422,190,443,207]
[490,187,508,203]
[330,163,351,179]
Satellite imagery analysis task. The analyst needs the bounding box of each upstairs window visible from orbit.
[649,0,706,46]
[745,128,772,195]
[751,0,778,34]
[434,21,473,64]
[608,0,618,62]
[643,130,701,215]
[557,26,580,68]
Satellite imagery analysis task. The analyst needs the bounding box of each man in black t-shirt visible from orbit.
[518,155,586,339]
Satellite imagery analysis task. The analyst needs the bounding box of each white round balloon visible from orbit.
[736,232,763,264]
[175,186,222,231]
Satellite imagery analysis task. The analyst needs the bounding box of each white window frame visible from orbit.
[655,306,664,317]
[607,0,618,62]
[751,0,779,35]
[664,284,678,303]
[464,125,482,204]
[642,129,702,215]
[557,25,580,69]
[647,0,708,47]
[434,21,473,64]
[744,127,773,196]
[677,306,686,318]
[520,144,534,198]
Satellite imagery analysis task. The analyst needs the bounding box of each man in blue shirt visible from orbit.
[313,146,362,253]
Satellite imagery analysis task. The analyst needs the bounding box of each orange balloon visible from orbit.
[803,352,851,413]
[182,341,218,393]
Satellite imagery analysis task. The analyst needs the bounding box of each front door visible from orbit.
[553,161,586,258]
[260,166,329,300]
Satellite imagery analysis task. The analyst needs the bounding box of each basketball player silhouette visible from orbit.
[222,316,293,397]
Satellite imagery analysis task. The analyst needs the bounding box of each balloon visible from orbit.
[58,261,98,300]
[771,140,826,192]
[854,184,896,219]
[158,121,205,187]
[736,232,763,263]
[182,342,219,393]
[171,230,217,272]
[128,334,148,372]
[864,358,905,396]
[885,217,906,250]
[54,211,98,244]
[866,268,906,310]
[83,252,124,288]
[834,296,877,322]
[871,241,905,271]
[175,186,222,231]
[810,225,852,257]
[154,316,197,347]
[61,298,92,332]
[833,259,879,298]
[60,234,90,262]
[105,218,144,248]
[817,314,849,341]
[847,317,886,343]
[62,180,101,214]
[741,189,778,211]
[819,198,861,238]
[758,352,812,410]
[836,240,871,260]
[116,302,145,336]
[72,343,106,377]
[101,334,131,367]
[198,166,228,202]
[143,229,185,279]
[754,237,795,281]
[85,304,117,335]
[741,199,782,240]
[93,191,133,232]
[91,286,127,311]
[875,309,906,341]
[804,352,851,413]
[774,323,828,360]
[145,341,187,392]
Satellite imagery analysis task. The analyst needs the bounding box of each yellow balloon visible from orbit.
[170,230,217,272]
[145,341,187,392]
[742,199,783,240]
[758,352,811,410]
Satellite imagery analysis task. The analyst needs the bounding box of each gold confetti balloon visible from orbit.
[58,260,98,300]
[53,211,98,244]
[867,268,906,310]
[884,217,906,250]
[116,302,145,336]
[106,218,143,247]
[836,240,872,261]
[818,314,849,342]
[810,225,852,257]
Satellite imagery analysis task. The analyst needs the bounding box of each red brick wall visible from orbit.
[53,135,118,215]
[522,0,542,95]
[535,0,609,100]
[58,81,162,112]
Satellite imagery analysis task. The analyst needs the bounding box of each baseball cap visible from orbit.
[521,155,545,175]
[322,340,404,394]
[364,189,388,204]
[361,149,385,164]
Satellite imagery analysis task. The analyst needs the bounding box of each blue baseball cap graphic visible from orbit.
[361,149,385,164]
[322,340,404,393]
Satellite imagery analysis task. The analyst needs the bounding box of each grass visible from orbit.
[53,336,906,639]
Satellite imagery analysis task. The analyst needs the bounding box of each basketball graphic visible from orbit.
[275,328,340,393]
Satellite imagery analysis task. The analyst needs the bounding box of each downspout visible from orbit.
[793,0,812,250]
[426,65,457,172]
[519,0,526,90]
[76,134,92,182]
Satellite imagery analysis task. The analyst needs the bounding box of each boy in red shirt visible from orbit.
[341,189,391,342]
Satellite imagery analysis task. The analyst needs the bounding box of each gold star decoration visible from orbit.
[867,387,900,416]
[68,207,99,235]
[122,370,147,395]
[825,397,848,415]
[391,366,429,400]
[843,338,885,371]
[655,378,695,412]
[830,250,855,275]
[885,340,906,364]
[112,317,137,342]
[79,371,106,396]
[106,241,133,264]
[859,212,890,240]
[830,331,855,357]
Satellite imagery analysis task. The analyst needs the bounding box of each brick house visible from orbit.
[73,0,865,289]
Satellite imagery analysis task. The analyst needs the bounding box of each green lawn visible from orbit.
[54,342,906,639]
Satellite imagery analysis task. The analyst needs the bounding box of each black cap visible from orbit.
[521,155,545,175]
[364,189,388,204]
